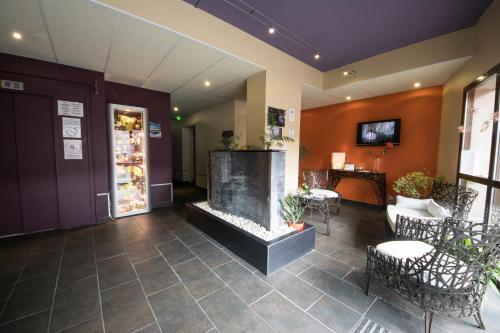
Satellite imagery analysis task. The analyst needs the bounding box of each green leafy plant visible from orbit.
[259,116,295,150]
[259,128,294,149]
[298,183,311,195]
[216,134,241,150]
[280,194,305,224]
[392,171,434,198]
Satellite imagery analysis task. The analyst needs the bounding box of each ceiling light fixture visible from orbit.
[343,71,349,76]
[173,106,179,112]
[204,80,211,87]
[477,75,486,81]
[414,82,421,88]
[268,27,276,34]
[12,31,22,40]
[314,53,320,60]
[346,96,352,101]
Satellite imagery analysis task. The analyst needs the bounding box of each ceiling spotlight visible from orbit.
[477,75,486,81]
[268,27,276,34]
[414,82,421,88]
[346,96,352,101]
[314,53,321,60]
[173,106,179,112]
[204,80,211,87]
[343,71,349,76]
[12,31,22,40]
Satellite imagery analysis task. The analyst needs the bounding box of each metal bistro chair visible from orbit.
[366,216,500,333]
[301,169,341,236]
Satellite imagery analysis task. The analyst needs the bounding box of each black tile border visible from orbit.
[185,203,315,275]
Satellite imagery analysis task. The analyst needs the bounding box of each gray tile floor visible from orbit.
[1,186,499,333]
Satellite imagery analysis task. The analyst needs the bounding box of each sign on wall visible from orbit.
[57,100,84,117]
[62,117,81,138]
[63,139,83,159]
[149,121,161,138]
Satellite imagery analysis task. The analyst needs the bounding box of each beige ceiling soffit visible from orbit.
[91,0,265,73]
[323,27,476,90]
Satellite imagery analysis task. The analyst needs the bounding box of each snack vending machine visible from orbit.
[108,104,150,217]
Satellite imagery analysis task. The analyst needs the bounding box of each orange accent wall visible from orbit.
[300,86,443,205]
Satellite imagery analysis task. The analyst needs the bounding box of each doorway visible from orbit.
[181,126,196,184]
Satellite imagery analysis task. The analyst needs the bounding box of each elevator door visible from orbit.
[0,92,22,235]
[14,93,60,232]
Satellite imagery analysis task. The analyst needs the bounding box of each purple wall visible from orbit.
[0,53,172,235]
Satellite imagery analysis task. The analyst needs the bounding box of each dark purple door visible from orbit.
[14,93,60,232]
[0,92,23,235]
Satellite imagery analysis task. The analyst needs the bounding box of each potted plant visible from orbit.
[392,171,435,199]
[280,194,305,231]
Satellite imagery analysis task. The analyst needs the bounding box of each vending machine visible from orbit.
[108,104,150,217]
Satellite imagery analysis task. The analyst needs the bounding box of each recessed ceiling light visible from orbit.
[414,82,421,88]
[204,80,211,87]
[343,71,349,76]
[477,75,486,81]
[346,96,352,101]
[268,27,276,34]
[173,106,179,112]
[314,53,320,60]
[12,31,22,40]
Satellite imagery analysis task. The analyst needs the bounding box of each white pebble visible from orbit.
[194,202,295,242]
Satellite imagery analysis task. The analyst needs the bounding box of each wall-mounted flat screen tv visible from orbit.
[356,119,401,146]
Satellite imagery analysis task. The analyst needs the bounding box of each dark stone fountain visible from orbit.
[185,150,315,275]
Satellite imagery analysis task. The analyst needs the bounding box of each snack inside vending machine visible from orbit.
[108,103,150,218]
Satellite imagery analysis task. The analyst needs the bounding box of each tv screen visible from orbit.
[356,119,401,146]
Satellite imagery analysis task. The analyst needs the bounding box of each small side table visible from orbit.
[299,189,341,236]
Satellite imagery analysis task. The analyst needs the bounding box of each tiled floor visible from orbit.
[1,185,499,333]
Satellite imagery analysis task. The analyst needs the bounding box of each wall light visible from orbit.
[176,115,182,121]
[343,71,349,76]
[12,31,22,40]
[413,82,421,88]
[204,80,211,87]
[173,106,179,112]
[268,27,276,34]
[346,96,352,101]
[314,53,320,60]
[477,75,486,81]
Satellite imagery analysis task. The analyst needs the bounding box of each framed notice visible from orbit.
[62,117,81,138]
[57,100,84,117]
[64,139,83,159]
[149,122,161,138]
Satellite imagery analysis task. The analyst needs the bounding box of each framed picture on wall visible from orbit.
[268,107,285,127]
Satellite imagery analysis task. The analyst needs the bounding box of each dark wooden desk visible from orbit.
[330,169,387,207]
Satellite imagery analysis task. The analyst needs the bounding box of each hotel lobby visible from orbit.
[1,1,500,332]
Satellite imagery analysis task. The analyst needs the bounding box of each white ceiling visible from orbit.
[301,56,471,110]
[0,0,263,115]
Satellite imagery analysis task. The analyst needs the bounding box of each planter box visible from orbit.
[185,203,315,275]
[208,150,285,231]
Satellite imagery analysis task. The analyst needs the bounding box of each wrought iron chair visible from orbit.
[366,216,500,333]
[428,182,478,220]
[386,182,478,238]
[301,169,341,236]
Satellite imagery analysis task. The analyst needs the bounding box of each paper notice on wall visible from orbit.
[64,139,83,160]
[62,117,81,138]
[57,100,84,117]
